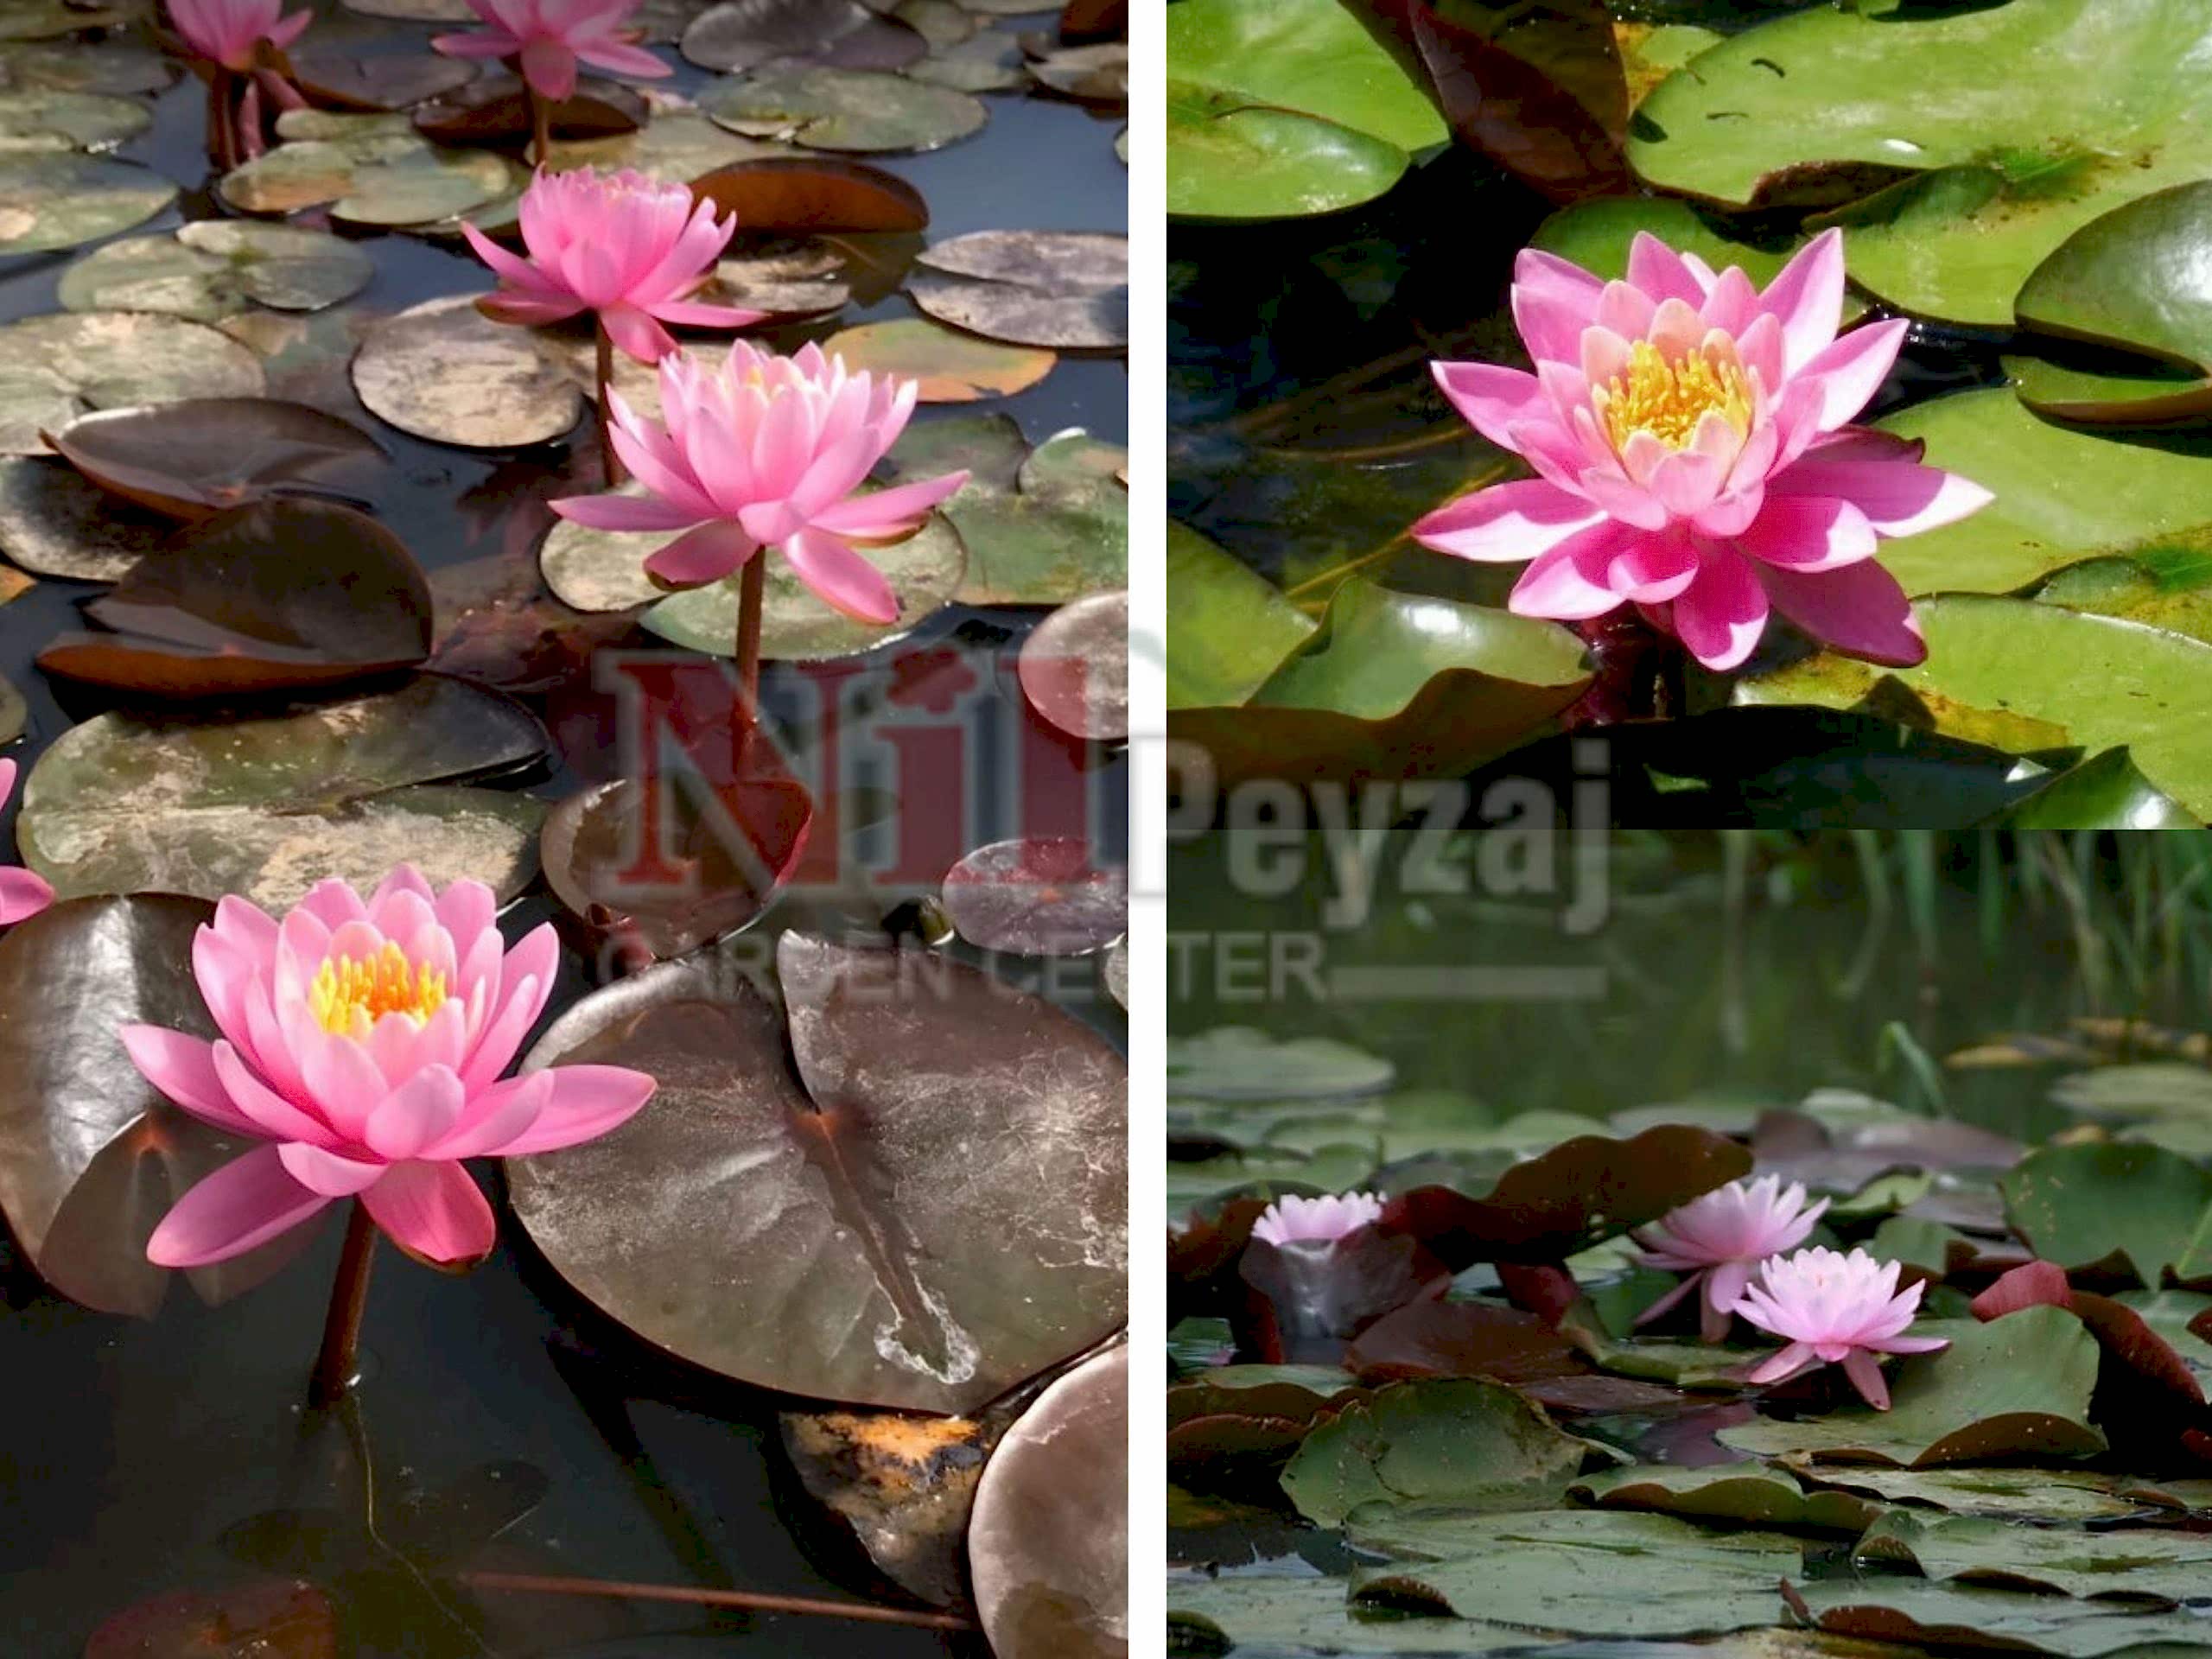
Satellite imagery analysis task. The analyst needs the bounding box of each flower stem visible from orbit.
[456,1572,977,1632]
[594,320,625,488]
[207,69,236,171]
[527,84,550,168]
[734,553,766,766]
[309,1200,378,1408]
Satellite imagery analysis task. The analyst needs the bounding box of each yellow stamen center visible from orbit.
[1592,339,1752,452]
[308,942,448,1036]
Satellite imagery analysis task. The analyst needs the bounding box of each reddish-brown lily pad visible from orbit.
[940,836,1126,957]
[509,932,1127,1414]
[287,48,477,113]
[43,398,387,522]
[85,1580,337,1659]
[37,499,433,699]
[411,73,647,145]
[690,155,928,232]
[1019,588,1126,740]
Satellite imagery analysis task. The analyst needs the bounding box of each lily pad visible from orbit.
[937,432,1126,606]
[59,223,376,323]
[1164,519,1316,708]
[1020,588,1127,741]
[824,318,1055,402]
[16,677,550,910]
[1739,595,2212,823]
[0,312,266,458]
[0,153,172,254]
[0,89,149,152]
[781,1405,1001,1607]
[968,1344,1128,1659]
[702,65,986,155]
[1281,1378,1590,1528]
[1857,1509,2212,1604]
[0,455,174,581]
[1788,1465,2152,1524]
[508,933,1127,1414]
[1717,1306,2105,1468]
[36,500,433,699]
[351,296,584,449]
[287,48,477,113]
[691,156,928,233]
[940,836,1126,957]
[410,73,647,147]
[1998,1142,2212,1284]
[1570,1465,1878,1533]
[1166,1027,1395,1102]
[906,31,1027,94]
[1170,575,1591,789]
[910,230,1127,351]
[220,118,518,226]
[682,0,929,73]
[45,399,386,521]
[1803,1579,2212,1657]
[1627,0,2212,327]
[1168,1570,1538,1656]
[0,39,177,98]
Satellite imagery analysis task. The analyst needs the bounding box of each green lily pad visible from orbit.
[1280,1379,1589,1528]
[1716,1306,2105,1468]
[350,296,585,449]
[639,511,969,661]
[1169,575,1591,788]
[0,311,265,458]
[220,116,518,227]
[2037,551,2212,647]
[2052,1063,2212,1123]
[1166,0,1444,221]
[1166,1027,1395,1102]
[0,153,173,256]
[16,677,550,911]
[944,432,1126,606]
[1165,521,1317,708]
[1783,1465,2152,1525]
[1571,1465,1878,1532]
[906,31,1026,95]
[59,222,374,322]
[1738,595,2212,823]
[0,89,148,152]
[1345,1510,1804,1640]
[1802,1580,2212,1657]
[702,66,986,155]
[1857,1508,2212,1603]
[0,39,176,97]
[1628,0,2212,327]
[1989,746,2198,830]
[0,456,172,581]
[1168,1569,1545,1656]
[1999,1141,2212,1283]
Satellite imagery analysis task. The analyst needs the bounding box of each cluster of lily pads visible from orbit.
[1166,0,2212,829]
[0,0,1128,1651]
[1166,1024,2212,1656]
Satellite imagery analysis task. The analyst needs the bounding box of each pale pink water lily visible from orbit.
[1251,1191,1386,1248]
[550,340,969,625]
[167,0,310,72]
[1414,228,1993,671]
[432,0,668,102]
[1631,1173,1828,1343]
[1734,1245,1949,1410]
[460,168,764,365]
[0,760,53,926]
[123,867,655,1269]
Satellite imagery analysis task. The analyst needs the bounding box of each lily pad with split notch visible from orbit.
[968,1344,1128,1659]
[16,677,550,910]
[681,0,928,73]
[0,312,266,458]
[0,456,174,581]
[59,222,376,323]
[45,399,385,521]
[219,121,518,226]
[351,296,585,449]
[37,499,433,699]
[0,150,171,258]
[508,932,1128,1414]
[411,73,647,146]
[1020,588,1126,740]
[941,837,1125,957]
[946,431,1127,605]
[910,229,1126,350]
[702,65,986,155]
[826,318,1054,403]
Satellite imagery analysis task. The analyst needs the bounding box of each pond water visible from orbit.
[0,7,1127,1656]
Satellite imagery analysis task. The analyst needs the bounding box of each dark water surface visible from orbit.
[0,9,1126,1656]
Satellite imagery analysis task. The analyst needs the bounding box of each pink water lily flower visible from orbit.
[1631,1173,1828,1343]
[550,340,969,625]
[1734,1245,1950,1410]
[123,867,655,1269]
[1414,228,1993,671]
[460,168,765,365]
[1251,1191,1386,1248]
[0,760,53,925]
[168,0,310,71]
[432,0,668,102]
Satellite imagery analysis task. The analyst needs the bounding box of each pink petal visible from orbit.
[296,879,365,931]
[518,35,578,100]
[1605,527,1699,603]
[1413,478,1604,563]
[1697,267,1758,336]
[211,1040,335,1146]
[1734,496,1878,573]
[362,1160,496,1266]
[298,1033,390,1142]
[0,867,51,925]
[1758,227,1846,375]
[1647,448,1726,518]
[1868,1333,1950,1355]
[809,471,968,538]
[363,1066,468,1161]
[120,1026,264,1138]
[1508,519,1635,621]
[147,1144,330,1268]
[489,1065,655,1155]
[423,1071,550,1160]
[1797,317,1910,431]
[1632,1268,1704,1328]
[1757,559,1925,668]
[1841,1348,1891,1410]
[432,29,523,59]
[1625,232,1711,306]
[1665,547,1769,671]
[1433,361,1547,451]
[1579,467,1671,531]
[1769,449,1993,539]
[783,527,897,624]
[269,10,313,51]
[1510,247,1605,363]
[477,290,588,327]
[460,221,554,290]
[650,298,768,330]
[278,1141,385,1198]
[1747,1341,1817,1385]
[600,302,677,365]
[643,519,757,586]
[550,490,706,533]
[574,37,673,79]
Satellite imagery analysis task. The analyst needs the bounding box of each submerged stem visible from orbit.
[734,552,766,765]
[594,321,624,488]
[457,1573,977,1632]
[309,1200,378,1408]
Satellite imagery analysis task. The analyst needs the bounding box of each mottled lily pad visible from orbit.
[0,312,265,458]
[910,229,1126,349]
[59,223,375,322]
[0,153,174,256]
[824,317,1055,403]
[682,0,928,73]
[0,456,173,581]
[941,837,1126,957]
[220,118,518,227]
[938,430,1127,605]
[0,89,149,152]
[46,399,385,521]
[16,677,550,910]
[1571,1465,1878,1532]
[0,39,176,97]
[702,65,986,155]
[509,933,1127,1414]
[906,31,1027,94]
[1020,588,1127,740]
[351,296,584,449]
